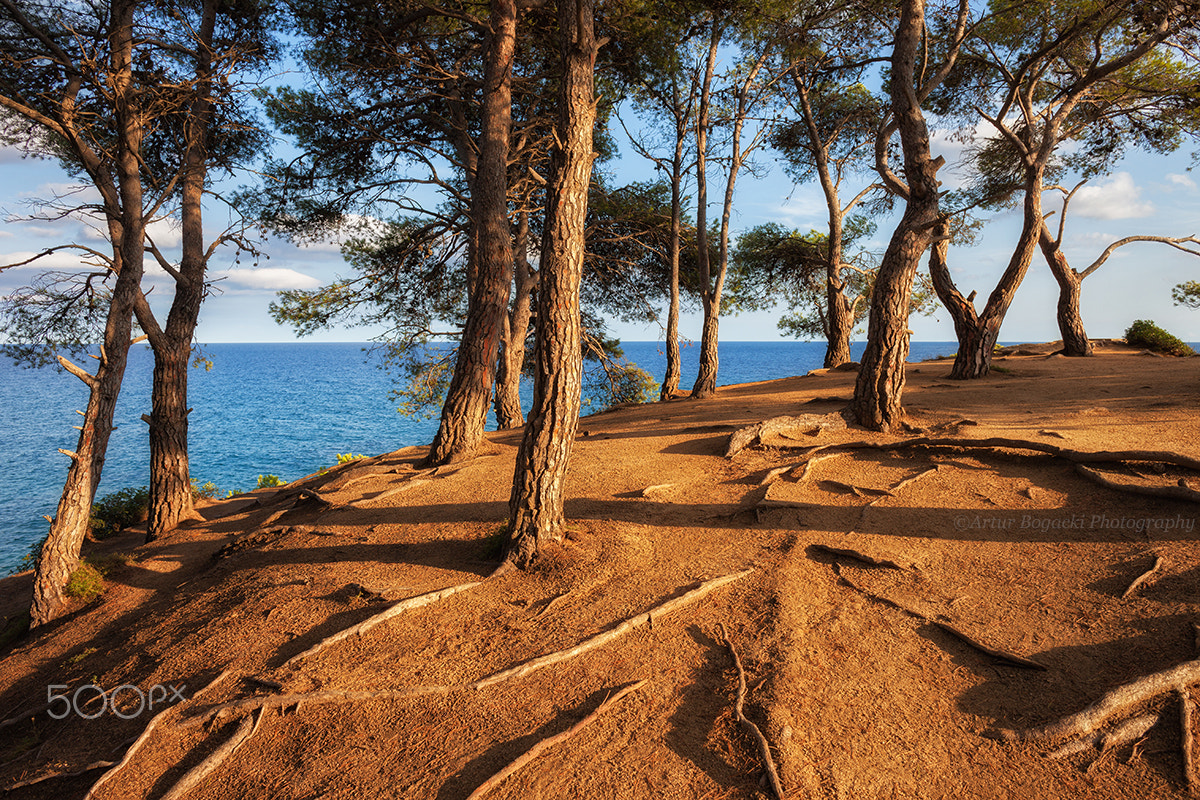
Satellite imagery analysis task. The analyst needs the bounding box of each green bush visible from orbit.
[336,453,366,465]
[64,562,105,602]
[191,479,221,500]
[1124,319,1196,356]
[90,486,150,539]
[256,474,285,489]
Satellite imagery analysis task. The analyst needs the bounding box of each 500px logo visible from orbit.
[46,683,187,720]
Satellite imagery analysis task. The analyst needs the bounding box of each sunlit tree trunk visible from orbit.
[502,0,597,569]
[494,212,536,428]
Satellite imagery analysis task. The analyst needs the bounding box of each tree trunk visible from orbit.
[851,0,942,431]
[146,345,194,537]
[424,0,517,466]
[688,22,720,400]
[31,0,143,627]
[494,212,535,428]
[826,291,854,367]
[660,124,685,401]
[503,0,596,569]
[1039,226,1092,356]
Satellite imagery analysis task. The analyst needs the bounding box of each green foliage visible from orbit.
[1124,319,1196,356]
[1173,281,1200,309]
[583,356,660,411]
[191,479,221,500]
[257,474,285,489]
[64,563,104,602]
[336,453,366,465]
[90,487,149,539]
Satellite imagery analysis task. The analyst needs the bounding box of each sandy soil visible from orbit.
[1,340,1199,799]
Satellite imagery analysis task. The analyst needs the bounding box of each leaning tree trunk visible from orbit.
[851,0,943,431]
[688,22,720,400]
[1039,226,1093,357]
[660,143,685,401]
[31,0,145,627]
[424,0,517,466]
[494,212,536,428]
[503,0,596,569]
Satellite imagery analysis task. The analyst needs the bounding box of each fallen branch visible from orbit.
[180,686,449,730]
[462,681,647,800]
[158,711,263,800]
[998,656,1200,742]
[1122,555,1165,599]
[84,669,232,800]
[1076,465,1200,504]
[1183,689,1196,793]
[718,624,784,800]
[1047,713,1159,760]
[470,570,753,691]
[6,760,115,791]
[283,581,481,668]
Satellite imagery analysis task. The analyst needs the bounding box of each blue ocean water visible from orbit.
[0,339,961,573]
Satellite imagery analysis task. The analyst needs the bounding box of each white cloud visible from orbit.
[210,267,321,291]
[1066,173,1155,219]
[144,218,181,249]
[1166,173,1197,190]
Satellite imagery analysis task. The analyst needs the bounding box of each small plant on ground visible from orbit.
[90,486,150,539]
[1125,319,1196,356]
[336,452,366,465]
[64,562,105,602]
[191,478,221,500]
[257,474,285,489]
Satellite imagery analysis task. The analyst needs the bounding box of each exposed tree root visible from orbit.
[997,656,1200,743]
[725,413,847,458]
[1076,464,1200,504]
[639,484,675,498]
[889,465,940,494]
[461,680,647,800]
[6,760,115,791]
[830,563,1044,670]
[180,686,450,729]
[470,570,753,691]
[810,544,905,570]
[1182,689,1196,793]
[1121,555,1164,599]
[283,581,482,668]
[350,479,431,507]
[718,624,784,800]
[158,710,263,800]
[1047,713,1159,760]
[84,669,232,800]
[789,452,848,483]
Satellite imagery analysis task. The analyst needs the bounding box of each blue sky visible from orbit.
[2,119,1199,346]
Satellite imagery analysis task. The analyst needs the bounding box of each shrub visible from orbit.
[256,474,285,489]
[1124,319,1196,356]
[65,562,105,602]
[191,479,221,500]
[336,452,366,465]
[90,486,150,539]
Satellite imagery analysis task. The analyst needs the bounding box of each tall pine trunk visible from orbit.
[31,0,144,627]
[660,129,685,401]
[851,0,942,431]
[494,212,536,428]
[1039,226,1093,356]
[503,0,596,569]
[689,22,720,399]
[425,0,516,465]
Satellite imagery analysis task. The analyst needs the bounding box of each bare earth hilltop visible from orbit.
[2,340,1199,799]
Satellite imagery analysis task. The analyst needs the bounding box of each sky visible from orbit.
[2,107,1200,347]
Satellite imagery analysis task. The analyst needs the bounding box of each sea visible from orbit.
[0,340,964,574]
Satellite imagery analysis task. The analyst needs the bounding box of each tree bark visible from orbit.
[503,0,596,568]
[424,0,517,466]
[31,0,144,627]
[1039,225,1093,356]
[494,211,535,428]
[851,0,943,431]
[689,22,720,399]
[660,97,686,401]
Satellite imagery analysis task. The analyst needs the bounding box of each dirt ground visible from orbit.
[1,340,1199,799]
